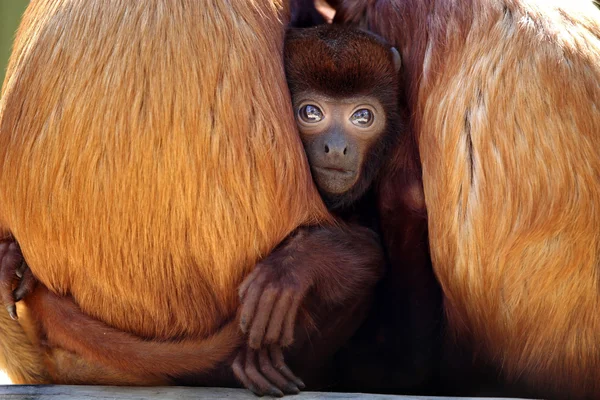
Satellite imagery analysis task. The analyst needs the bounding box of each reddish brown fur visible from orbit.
[0,0,333,385]
[335,0,600,398]
[234,223,384,395]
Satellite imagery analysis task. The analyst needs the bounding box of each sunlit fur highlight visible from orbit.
[0,0,330,384]
[336,0,600,398]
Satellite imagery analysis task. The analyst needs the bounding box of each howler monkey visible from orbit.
[232,24,404,395]
[236,24,443,395]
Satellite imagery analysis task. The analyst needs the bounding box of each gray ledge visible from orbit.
[0,385,531,400]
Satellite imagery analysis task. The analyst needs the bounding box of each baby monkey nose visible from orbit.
[324,143,348,156]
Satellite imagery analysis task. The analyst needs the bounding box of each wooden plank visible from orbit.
[0,385,530,400]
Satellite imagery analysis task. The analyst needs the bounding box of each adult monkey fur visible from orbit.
[0,0,383,391]
[335,0,600,398]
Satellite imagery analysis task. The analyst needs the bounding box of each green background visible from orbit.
[0,0,29,86]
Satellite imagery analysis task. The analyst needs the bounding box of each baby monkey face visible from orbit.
[293,93,387,195]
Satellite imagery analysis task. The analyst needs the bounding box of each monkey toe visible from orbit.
[246,368,284,398]
[244,355,284,397]
[233,346,302,397]
[270,345,305,389]
[258,347,300,394]
[232,352,260,396]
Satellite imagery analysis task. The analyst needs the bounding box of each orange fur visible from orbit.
[0,0,330,384]
[336,0,600,398]
[0,304,48,384]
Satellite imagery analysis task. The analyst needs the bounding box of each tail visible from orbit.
[26,286,241,381]
[0,305,49,383]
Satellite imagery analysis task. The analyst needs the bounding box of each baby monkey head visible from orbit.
[285,24,401,210]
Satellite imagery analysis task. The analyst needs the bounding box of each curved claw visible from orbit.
[6,304,17,321]
[15,262,26,279]
[14,266,36,302]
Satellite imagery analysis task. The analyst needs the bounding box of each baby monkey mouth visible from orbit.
[313,166,354,175]
[312,166,358,195]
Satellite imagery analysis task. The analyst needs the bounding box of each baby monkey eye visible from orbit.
[299,104,324,123]
[350,109,374,127]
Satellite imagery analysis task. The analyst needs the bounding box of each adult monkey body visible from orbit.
[335,0,600,398]
[0,0,382,389]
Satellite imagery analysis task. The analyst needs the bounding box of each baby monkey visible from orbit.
[233,25,404,395]
[284,27,442,395]
[285,25,401,213]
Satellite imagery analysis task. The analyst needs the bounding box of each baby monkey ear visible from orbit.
[391,47,402,72]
